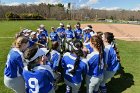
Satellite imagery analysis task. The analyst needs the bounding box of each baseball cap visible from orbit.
[83,26,92,31]
[60,23,64,26]
[90,32,97,36]
[27,30,32,33]
[76,24,80,27]
[67,24,71,27]
[28,48,50,62]
[24,33,30,37]
[40,24,45,28]
[22,29,28,33]
[37,28,43,32]
[30,32,36,36]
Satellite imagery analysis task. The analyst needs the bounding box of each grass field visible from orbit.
[0,20,140,93]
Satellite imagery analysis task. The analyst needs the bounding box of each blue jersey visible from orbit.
[65,29,75,39]
[56,27,65,38]
[50,50,61,71]
[87,51,104,77]
[83,32,91,42]
[84,42,94,53]
[31,38,38,42]
[104,45,120,71]
[23,65,54,93]
[74,28,82,39]
[4,48,24,78]
[40,29,48,37]
[28,38,38,47]
[61,52,87,84]
[38,34,47,45]
[50,32,59,41]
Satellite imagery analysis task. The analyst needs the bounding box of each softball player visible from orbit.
[74,23,83,41]
[65,24,75,51]
[86,35,104,93]
[83,42,94,54]
[38,33,48,47]
[56,23,65,38]
[83,26,96,54]
[50,41,61,90]
[49,27,59,42]
[83,27,91,43]
[61,40,88,93]
[23,47,55,93]
[100,32,120,93]
[39,24,49,37]
[28,31,39,47]
[56,23,66,52]
[4,36,29,93]
[49,41,61,71]
[37,24,49,47]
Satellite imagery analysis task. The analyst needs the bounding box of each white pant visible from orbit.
[65,38,72,51]
[4,75,26,93]
[58,38,64,51]
[64,79,81,93]
[86,75,103,93]
[100,71,116,86]
[48,88,55,93]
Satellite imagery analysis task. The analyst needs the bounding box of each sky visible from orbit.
[2,0,140,11]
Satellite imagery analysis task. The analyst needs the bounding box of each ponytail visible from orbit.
[97,38,104,69]
[27,61,35,71]
[111,40,120,62]
[90,35,104,69]
[69,55,81,75]
[69,40,83,75]
[27,57,40,72]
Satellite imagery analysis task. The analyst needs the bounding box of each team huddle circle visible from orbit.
[4,22,120,93]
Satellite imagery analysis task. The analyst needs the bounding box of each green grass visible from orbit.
[0,20,140,93]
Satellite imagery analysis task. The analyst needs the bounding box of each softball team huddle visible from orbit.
[4,22,121,93]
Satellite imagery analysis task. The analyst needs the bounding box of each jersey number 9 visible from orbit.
[28,78,39,93]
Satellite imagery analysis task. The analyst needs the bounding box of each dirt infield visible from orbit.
[81,24,140,41]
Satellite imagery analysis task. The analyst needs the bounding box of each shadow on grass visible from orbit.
[56,83,66,93]
[107,65,134,93]
[56,65,134,93]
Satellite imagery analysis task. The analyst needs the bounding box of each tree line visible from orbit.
[0,3,140,21]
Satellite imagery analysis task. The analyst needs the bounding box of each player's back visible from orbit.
[105,45,120,71]
[86,51,104,77]
[65,29,73,38]
[62,52,87,84]
[4,48,24,78]
[23,65,54,93]
[74,28,82,39]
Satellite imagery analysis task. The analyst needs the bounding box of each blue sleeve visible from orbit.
[16,56,24,75]
[103,51,106,64]
[25,83,29,93]
[51,54,60,71]
[44,70,54,82]
[83,63,88,74]
[28,40,35,47]
[44,30,48,36]
[61,57,65,68]
[88,56,97,68]
[87,33,91,39]
[16,56,24,68]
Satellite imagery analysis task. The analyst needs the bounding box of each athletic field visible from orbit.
[81,24,140,41]
[0,20,140,93]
